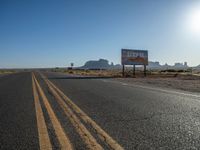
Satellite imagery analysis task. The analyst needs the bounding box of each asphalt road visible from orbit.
[1,72,200,149]
[0,72,39,149]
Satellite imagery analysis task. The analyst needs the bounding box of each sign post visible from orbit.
[144,65,146,77]
[133,65,135,77]
[121,49,148,77]
[122,65,125,77]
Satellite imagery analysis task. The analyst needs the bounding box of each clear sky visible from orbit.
[0,0,200,68]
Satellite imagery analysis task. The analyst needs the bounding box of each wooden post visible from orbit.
[133,65,135,77]
[144,65,146,77]
[122,65,125,77]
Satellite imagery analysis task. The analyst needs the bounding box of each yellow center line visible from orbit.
[32,73,52,150]
[40,73,124,150]
[33,73,73,150]
[44,75,103,150]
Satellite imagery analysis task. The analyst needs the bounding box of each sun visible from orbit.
[188,9,200,34]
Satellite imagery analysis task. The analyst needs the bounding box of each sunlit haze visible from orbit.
[0,0,200,68]
[186,3,200,35]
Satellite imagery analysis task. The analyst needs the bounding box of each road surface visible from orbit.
[1,71,200,149]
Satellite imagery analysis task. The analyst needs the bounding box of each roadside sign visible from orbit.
[121,49,148,65]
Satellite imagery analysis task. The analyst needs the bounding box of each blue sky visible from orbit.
[0,0,200,68]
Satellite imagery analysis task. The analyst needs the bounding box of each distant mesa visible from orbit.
[148,61,162,69]
[80,59,121,69]
[148,61,189,70]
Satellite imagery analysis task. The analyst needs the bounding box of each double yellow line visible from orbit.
[32,72,124,150]
[32,73,72,150]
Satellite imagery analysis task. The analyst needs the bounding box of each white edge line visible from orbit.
[100,79,200,99]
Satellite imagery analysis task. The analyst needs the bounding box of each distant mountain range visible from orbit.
[80,59,200,70]
[148,62,200,70]
[148,61,187,70]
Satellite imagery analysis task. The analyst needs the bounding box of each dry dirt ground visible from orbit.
[115,75,200,93]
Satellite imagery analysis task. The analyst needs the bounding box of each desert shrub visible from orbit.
[177,70,184,72]
[161,69,176,72]
[85,70,90,73]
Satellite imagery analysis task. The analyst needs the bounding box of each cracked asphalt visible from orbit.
[1,71,200,149]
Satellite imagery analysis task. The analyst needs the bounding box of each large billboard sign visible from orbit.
[121,49,148,65]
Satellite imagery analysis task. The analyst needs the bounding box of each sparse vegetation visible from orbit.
[51,68,200,79]
[0,70,16,74]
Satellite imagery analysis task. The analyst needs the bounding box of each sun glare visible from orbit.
[188,9,200,34]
